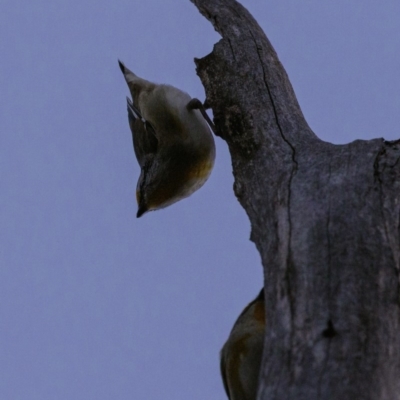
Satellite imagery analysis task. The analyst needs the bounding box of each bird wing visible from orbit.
[127,97,158,167]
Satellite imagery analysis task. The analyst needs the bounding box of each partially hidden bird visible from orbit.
[220,288,265,400]
[118,61,216,218]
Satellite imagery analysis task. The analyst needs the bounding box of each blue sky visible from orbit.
[1,1,399,399]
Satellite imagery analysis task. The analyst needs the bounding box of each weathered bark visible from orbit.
[190,0,400,399]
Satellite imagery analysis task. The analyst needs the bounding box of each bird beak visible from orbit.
[136,204,148,218]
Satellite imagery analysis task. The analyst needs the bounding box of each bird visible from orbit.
[118,61,216,218]
[220,288,265,400]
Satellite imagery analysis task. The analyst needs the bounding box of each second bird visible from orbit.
[220,289,266,400]
[119,61,216,218]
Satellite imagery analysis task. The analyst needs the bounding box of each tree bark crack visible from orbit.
[373,143,400,294]
[247,30,298,355]
[227,38,236,61]
[374,146,390,238]
[247,29,298,169]
[317,338,331,400]
[317,159,333,398]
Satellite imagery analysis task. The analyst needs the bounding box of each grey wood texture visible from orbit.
[191,0,400,399]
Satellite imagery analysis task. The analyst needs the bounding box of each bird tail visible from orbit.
[118,60,137,78]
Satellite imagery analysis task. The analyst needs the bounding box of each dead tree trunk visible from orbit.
[191,0,400,399]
